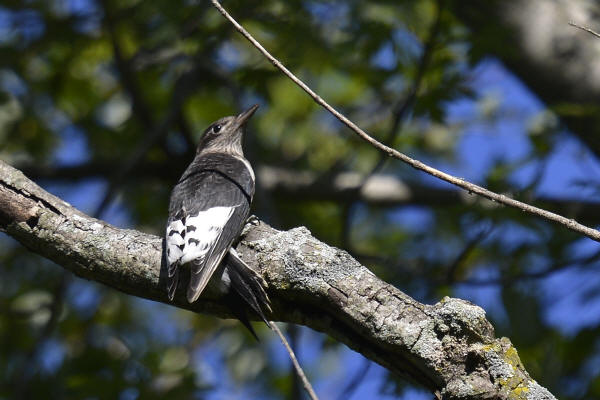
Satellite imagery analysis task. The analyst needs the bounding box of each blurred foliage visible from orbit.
[0,0,599,399]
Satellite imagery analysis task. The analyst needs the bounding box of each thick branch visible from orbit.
[0,160,554,399]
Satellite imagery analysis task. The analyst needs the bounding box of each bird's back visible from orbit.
[166,152,255,301]
[170,152,254,214]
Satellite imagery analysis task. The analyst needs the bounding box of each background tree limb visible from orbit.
[20,161,600,223]
[452,0,600,158]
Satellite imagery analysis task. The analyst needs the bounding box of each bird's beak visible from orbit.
[235,104,259,128]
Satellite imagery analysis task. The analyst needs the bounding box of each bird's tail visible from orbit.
[225,249,272,339]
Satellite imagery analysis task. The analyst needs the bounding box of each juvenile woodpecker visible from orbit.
[166,105,269,332]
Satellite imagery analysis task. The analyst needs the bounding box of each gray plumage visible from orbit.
[166,105,270,330]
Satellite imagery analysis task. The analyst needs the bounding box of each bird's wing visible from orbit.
[166,153,254,302]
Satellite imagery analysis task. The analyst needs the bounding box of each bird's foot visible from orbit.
[246,215,260,226]
[241,215,260,238]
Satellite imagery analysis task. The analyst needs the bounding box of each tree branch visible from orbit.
[209,0,600,243]
[569,21,600,39]
[0,160,555,399]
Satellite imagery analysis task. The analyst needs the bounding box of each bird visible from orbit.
[165,104,270,335]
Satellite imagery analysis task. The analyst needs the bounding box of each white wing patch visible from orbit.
[166,206,235,267]
[166,219,185,268]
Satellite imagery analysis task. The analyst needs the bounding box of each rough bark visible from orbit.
[453,0,600,158]
[0,160,554,400]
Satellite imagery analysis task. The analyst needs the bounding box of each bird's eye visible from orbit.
[213,124,222,133]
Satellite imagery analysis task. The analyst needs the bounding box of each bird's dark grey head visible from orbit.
[197,104,258,156]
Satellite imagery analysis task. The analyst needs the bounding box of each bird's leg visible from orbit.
[246,214,260,226]
[232,215,261,247]
[240,215,260,238]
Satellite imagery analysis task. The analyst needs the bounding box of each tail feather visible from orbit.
[225,294,261,341]
[167,268,179,301]
[225,249,271,327]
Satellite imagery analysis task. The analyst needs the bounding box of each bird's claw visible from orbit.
[246,215,260,225]
[241,215,260,237]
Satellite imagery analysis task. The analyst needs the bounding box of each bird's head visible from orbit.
[196,104,258,157]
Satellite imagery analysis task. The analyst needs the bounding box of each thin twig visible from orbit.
[269,321,319,400]
[569,21,600,39]
[210,0,600,243]
[288,324,303,400]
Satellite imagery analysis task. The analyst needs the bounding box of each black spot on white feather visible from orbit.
[188,238,200,245]
[187,225,196,232]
